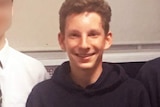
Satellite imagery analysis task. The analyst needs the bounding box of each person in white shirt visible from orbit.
[0,0,49,107]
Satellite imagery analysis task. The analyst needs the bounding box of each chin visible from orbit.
[76,62,96,70]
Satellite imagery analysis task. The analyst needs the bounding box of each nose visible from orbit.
[79,35,90,49]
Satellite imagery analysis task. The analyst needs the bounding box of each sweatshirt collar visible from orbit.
[52,61,128,95]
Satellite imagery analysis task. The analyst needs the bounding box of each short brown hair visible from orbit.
[59,0,112,34]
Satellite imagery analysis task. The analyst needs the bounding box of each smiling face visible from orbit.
[59,12,112,71]
[0,0,12,38]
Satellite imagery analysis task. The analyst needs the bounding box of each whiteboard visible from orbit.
[6,0,160,51]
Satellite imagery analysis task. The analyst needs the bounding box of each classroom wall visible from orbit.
[6,0,160,52]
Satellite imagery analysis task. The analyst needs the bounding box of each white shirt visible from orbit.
[0,40,48,107]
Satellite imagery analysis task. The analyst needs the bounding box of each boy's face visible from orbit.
[59,12,112,70]
[0,0,12,37]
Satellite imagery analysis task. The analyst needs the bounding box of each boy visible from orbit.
[26,0,151,107]
[0,0,49,106]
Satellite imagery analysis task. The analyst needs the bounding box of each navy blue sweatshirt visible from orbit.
[26,62,151,107]
[137,57,160,107]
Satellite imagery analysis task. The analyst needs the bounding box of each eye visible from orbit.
[71,33,79,37]
[88,31,100,37]
[68,33,80,38]
[89,33,97,36]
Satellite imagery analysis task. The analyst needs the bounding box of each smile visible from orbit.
[75,53,95,58]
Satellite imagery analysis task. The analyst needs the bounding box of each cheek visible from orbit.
[64,39,79,50]
[0,10,11,19]
[0,12,12,31]
[92,38,106,49]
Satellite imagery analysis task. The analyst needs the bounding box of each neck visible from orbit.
[0,34,6,50]
[70,62,103,88]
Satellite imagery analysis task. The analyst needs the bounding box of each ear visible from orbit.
[104,31,112,50]
[58,32,66,51]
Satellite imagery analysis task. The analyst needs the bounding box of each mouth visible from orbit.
[75,53,95,58]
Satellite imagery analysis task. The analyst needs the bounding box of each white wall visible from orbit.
[108,0,160,45]
[6,0,160,51]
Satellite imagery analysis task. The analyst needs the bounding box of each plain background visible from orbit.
[6,0,160,51]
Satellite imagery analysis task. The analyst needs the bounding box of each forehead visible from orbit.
[65,12,103,30]
[66,12,102,22]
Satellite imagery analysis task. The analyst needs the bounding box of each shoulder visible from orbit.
[137,57,160,79]
[123,78,147,91]
[9,47,40,63]
[103,62,146,91]
[8,47,48,79]
[122,78,151,106]
[26,79,53,106]
[142,57,160,70]
[147,57,160,64]
[30,79,55,95]
[9,47,45,68]
[120,77,150,102]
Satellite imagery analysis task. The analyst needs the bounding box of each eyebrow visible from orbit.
[67,28,101,33]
